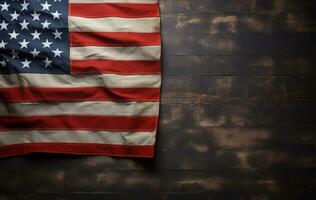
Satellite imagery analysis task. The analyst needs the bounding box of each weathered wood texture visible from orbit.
[1,0,316,199]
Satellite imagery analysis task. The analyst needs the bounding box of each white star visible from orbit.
[0,2,10,11]
[31,11,40,21]
[51,11,61,19]
[0,20,8,30]
[43,57,52,67]
[20,0,29,11]
[52,48,63,57]
[54,0,62,2]
[42,39,52,48]
[19,39,30,49]
[0,60,6,67]
[11,49,19,59]
[10,11,20,21]
[19,20,29,30]
[41,1,51,11]
[52,29,62,39]
[9,30,19,39]
[30,48,40,57]
[0,40,7,49]
[31,30,41,40]
[21,59,31,69]
[41,20,51,29]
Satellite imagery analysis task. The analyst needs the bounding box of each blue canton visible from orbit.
[0,0,69,74]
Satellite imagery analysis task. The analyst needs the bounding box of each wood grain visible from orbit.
[0,0,315,199]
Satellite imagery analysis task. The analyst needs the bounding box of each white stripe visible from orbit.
[70,0,158,4]
[0,74,161,88]
[70,46,161,61]
[69,16,160,33]
[0,101,159,116]
[0,130,155,146]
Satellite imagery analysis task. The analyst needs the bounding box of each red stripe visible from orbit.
[0,116,157,131]
[70,3,160,18]
[71,60,160,74]
[0,87,160,102]
[70,32,161,47]
[0,143,154,158]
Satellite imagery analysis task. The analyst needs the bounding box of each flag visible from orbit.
[0,0,161,158]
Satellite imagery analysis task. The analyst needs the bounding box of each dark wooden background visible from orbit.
[1,0,316,199]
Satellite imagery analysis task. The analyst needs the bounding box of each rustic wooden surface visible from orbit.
[1,0,316,199]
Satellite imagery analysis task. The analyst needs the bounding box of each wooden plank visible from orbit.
[162,13,316,34]
[46,171,316,193]
[160,0,316,14]
[161,77,316,98]
[2,169,315,193]
[155,126,316,149]
[163,55,316,76]
[0,149,314,171]
[160,99,316,127]
[162,33,315,56]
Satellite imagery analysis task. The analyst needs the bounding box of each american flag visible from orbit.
[0,0,161,158]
